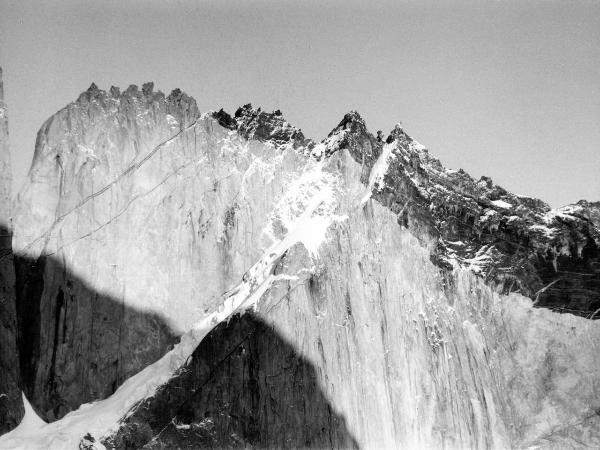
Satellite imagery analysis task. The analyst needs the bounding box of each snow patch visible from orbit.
[311,143,325,158]
[306,129,347,159]
[444,242,496,276]
[491,199,513,209]
[0,393,47,443]
[409,140,427,152]
[77,144,99,161]
[544,208,577,224]
[242,153,283,189]
[165,114,179,128]
[361,142,396,205]
[266,160,345,256]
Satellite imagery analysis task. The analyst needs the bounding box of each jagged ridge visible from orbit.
[213,104,313,149]
[319,112,600,316]
[3,81,600,448]
[209,101,600,317]
[27,82,600,317]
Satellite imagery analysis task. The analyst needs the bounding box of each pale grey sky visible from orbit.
[1,0,599,207]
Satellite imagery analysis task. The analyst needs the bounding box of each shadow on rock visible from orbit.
[1,225,180,423]
[0,224,23,433]
[104,312,360,449]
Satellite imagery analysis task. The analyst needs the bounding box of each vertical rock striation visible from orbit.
[3,82,600,448]
[105,312,360,449]
[106,139,600,449]
[12,83,200,420]
[0,67,24,433]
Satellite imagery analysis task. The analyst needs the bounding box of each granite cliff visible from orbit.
[0,68,24,434]
[0,81,599,449]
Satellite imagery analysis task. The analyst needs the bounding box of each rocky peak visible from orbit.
[73,82,199,129]
[141,82,154,96]
[320,111,383,181]
[17,83,600,318]
[325,111,371,147]
[568,200,600,228]
[308,109,600,316]
[166,88,200,130]
[76,82,107,104]
[386,123,412,144]
[213,104,312,149]
[30,82,201,166]
[108,85,120,98]
[332,110,367,133]
[3,82,600,447]
[393,137,598,315]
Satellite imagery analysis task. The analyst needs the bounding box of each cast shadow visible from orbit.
[104,312,360,449]
[0,224,23,433]
[0,224,179,424]
[1,223,360,448]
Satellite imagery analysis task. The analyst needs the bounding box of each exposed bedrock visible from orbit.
[3,82,600,448]
[0,222,23,434]
[11,86,329,421]
[326,113,600,316]
[14,250,178,422]
[105,312,359,450]
[0,67,25,434]
[105,182,600,448]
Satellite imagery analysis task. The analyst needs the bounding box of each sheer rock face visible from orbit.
[12,83,200,420]
[327,113,600,316]
[0,67,25,433]
[0,68,10,218]
[104,142,600,450]
[14,82,199,258]
[6,83,600,448]
[12,84,331,421]
[105,311,360,450]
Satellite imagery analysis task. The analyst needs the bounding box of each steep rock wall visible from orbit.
[0,67,24,433]
[11,87,335,420]
[6,83,600,448]
[107,148,600,449]
[325,113,600,317]
[12,83,203,419]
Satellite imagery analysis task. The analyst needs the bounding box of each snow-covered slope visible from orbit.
[1,83,599,449]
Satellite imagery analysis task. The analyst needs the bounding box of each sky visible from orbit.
[0,0,599,208]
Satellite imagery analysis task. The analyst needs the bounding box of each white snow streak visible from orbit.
[490,199,513,209]
[0,170,341,450]
[266,160,344,256]
[360,142,395,205]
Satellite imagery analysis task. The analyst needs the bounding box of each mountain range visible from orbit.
[0,74,599,449]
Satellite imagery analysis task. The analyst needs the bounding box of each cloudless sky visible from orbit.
[1,0,599,207]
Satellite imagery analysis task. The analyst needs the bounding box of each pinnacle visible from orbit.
[142,82,154,96]
[387,123,410,142]
[168,88,182,98]
[342,110,365,124]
